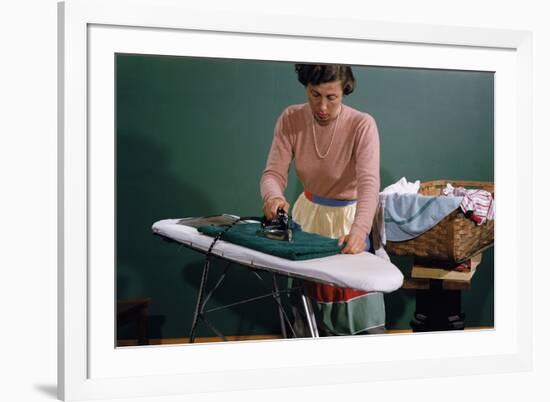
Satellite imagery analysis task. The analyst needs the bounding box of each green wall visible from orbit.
[116,54,494,339]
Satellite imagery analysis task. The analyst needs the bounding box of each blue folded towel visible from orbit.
[383,193,463,241]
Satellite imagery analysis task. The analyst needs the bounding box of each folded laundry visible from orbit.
[441,183,495,225]
[197,222,343,260]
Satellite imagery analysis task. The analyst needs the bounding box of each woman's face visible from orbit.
[306,80,343,125]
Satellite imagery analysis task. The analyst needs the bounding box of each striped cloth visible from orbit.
[291,191,385,335]
[441,184,495,225]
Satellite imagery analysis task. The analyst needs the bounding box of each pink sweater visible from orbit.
[260,103,380,240]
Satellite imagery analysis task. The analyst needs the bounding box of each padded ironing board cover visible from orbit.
[152,219,403,293]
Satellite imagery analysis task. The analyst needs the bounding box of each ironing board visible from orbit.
[152,217,404,341]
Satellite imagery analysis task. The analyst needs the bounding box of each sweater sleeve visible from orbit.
[349,116,380,240]
[260,111,294,203]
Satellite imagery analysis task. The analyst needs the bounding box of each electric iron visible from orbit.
[260,207,293,242]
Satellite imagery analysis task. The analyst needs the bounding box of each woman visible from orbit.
[260,64,385,336]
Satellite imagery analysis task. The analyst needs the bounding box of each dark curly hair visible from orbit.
[295,64,356,95]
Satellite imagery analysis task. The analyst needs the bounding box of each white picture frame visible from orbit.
[58,0,533,400]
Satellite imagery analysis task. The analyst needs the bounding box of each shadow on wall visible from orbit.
[463,248,494,327]
[116,132,214,340]
[383,255,415,329]
[179,257,286,338]
[117,132,281,340]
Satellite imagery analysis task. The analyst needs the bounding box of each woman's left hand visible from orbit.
[338,233,366,255]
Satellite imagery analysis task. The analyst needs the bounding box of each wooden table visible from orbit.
[402,254,482,332]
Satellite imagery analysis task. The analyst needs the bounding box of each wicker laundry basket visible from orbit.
[384,180,494,265]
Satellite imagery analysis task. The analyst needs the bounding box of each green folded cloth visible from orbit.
[197,223,342,260]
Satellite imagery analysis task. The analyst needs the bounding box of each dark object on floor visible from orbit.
[117,297,152,345]
[409,285,466,331]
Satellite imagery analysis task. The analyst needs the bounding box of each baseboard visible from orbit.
[116,326,494,347]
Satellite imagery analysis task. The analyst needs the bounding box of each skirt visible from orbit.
[291,192,385,335]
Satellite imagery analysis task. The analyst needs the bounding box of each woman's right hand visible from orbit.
[263,197,290,220]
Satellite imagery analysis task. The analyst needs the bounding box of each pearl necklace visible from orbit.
[312,106,341,159]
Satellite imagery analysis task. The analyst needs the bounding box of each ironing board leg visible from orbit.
[272,275,288,338]
[189,261,210,343]
[300,288,319,338]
